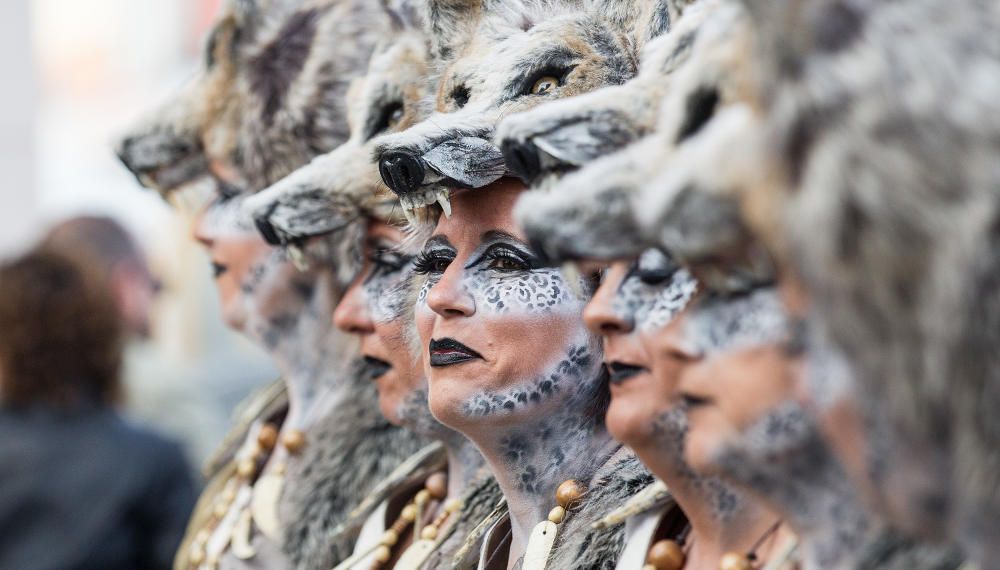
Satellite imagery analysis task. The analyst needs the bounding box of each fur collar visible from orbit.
[854,528,965,570]
[547,446,656,570]
[278,372,428,569]
[427,469,505,570]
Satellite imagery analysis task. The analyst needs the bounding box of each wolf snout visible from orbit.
[378,151,426,196]
[116,131,205,192]
[501,139,543,184]
[252,206,284,246]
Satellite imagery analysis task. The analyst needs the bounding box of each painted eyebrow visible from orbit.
[424,235,455,250]
[479,230,529,247]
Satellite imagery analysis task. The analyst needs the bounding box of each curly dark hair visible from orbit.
[0,250,123,408]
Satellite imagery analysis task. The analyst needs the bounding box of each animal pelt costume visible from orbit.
[546,448,656,569]
[279,361,427,569]
[116,1,432,568]
[371,0,678,216]
[717,0,1000,560]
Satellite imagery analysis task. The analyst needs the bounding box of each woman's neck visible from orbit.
[639,407,781,567]
[277,320,358,432]
[468,401,619,566]
[714,403,873,568]
[444,436,486,499]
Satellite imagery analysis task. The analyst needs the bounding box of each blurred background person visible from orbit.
[38,215,223,472]
[0,249,196,570]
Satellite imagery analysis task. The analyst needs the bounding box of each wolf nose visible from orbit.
[254,215,283,246]
[116,136,145,175]
[501,139,542,184]
[378,152,425,195]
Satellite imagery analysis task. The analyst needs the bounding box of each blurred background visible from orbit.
[0,0,277,472]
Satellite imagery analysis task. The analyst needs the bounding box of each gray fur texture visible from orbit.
[372,0,663,217]
[279,360,426,569]
[547,448,655,570]
[244,0,431,242]
[726,0,1000,558]
[495,0,711,184]
[117,0,388,196]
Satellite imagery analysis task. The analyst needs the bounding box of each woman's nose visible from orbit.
[583,264,633,336]
[425,265,475,318]
[583,283,634,336]
[333,279,376,334]
[191,205,213,248]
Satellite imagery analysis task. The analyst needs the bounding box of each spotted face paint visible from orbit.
[193,189,341,372]
[414,183,608,483]
[614,249,698,331]
[334,220,450,435]
[710,402,873,569]
[583,248,697,456]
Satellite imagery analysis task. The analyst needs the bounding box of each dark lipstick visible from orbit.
[429,338,484,367]
[363,356,392,380]
[607,361,647,385]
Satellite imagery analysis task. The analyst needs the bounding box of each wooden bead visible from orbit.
[381,529,399,546]
[212,501,229,518]
[414,489,431,505]
[547,506,566,524]
[237,458,256,478]
[189,546,205,565]
[282,430,307,454]
[426,472,448,500]
[556,479,586,509]
[421,525,438,540]
[194,529,211,545]
[719,552,753,570]
[374,545,392,563]
[647,539,685,570]
[444,498,463,512]
[400,504,417,522]
[257,423,279,450]
[643,565,657,570]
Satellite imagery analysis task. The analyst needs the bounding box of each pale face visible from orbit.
[193,190,325,351]
[333,220,430,429]
[673,290,798,475]
[414,179,603,437]
[582,250,698,447]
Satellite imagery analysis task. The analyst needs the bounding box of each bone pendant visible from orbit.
[250,474,284,541]
[231,508,257,559]
[522,520,559,570]
[394,538,437,570]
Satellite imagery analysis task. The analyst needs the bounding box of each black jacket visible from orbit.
[0,405,197,570]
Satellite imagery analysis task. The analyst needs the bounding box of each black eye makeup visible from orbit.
[365,242,412,283]
[467,240,541,274]
[413,247,456,275]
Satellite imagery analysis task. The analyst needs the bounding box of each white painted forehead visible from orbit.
[684,287,789,354]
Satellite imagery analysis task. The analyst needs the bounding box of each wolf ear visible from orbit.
[739,0,866,71]
[381,0,425,32]
[593,0,698,44]
[423,0,482,60]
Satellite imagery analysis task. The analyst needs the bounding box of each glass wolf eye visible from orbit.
[371,102,405,137]
[530,76,559,95]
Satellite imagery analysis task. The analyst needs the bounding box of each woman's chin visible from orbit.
[605,402,658,448]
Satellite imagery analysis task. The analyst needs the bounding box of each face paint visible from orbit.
[710,402,873,568]
[585,249,697,457]
[614,249,698,331]
[415,181,611,503]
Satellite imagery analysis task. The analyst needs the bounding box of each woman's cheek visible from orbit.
[470,270,581,317]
